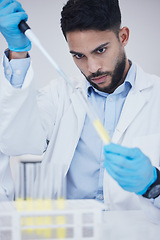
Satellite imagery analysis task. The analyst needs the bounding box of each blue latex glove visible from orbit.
[103,143,157,195]
[0,0,31,52]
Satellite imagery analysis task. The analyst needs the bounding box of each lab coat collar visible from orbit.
[132,63,153,91]
[112,64,154,143]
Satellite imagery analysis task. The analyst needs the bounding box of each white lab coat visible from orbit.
[0,153,14,201]
[0,62,160,222]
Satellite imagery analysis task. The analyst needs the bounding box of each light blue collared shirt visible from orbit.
[67,63,136,201]
[3,49,30,88]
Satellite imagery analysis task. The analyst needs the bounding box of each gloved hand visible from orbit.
[0,0,31,52]
[103,143,157,195]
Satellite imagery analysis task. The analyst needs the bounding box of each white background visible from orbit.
[0,0,160,89]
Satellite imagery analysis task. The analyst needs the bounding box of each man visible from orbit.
[0,0,160,221]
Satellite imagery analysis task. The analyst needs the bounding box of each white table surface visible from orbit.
[102,210,160,240]
[1,201,159,240]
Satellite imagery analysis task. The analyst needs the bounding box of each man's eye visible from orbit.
[97,48,106,54]
[74,53,84,59]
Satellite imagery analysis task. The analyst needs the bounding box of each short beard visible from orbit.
[84,51,126,93]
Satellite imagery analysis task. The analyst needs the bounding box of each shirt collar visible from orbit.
[87,60,136,97]
[124,60,136,88]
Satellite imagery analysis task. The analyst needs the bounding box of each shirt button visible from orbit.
[15,69,21,75]
[108,97,113,102]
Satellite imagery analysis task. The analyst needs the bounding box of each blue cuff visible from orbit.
[3,49,31,88]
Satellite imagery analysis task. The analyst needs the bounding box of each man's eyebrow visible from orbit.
[69,42,109,55]
[91,42,109,53]
[70,50,83,55]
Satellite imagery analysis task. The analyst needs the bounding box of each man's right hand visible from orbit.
[0,0,31,52]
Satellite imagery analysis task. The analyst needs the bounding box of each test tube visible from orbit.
[15,161,25,200]
[54,163,67,239]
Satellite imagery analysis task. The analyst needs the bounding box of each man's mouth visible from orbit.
[91,75,107,84]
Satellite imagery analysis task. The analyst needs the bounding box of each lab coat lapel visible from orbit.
[112,90,146,143]
[41,88,86,197]
[70,89,87,136]
[70,76,87,137]
[112,65,153,143]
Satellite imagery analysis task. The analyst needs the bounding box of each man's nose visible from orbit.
[87,57,101,74]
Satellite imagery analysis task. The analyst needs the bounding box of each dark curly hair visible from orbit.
[61,0,121,39]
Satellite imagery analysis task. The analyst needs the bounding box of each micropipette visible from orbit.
[18,20,110,145]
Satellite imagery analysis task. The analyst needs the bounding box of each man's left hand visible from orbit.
[103,143,157,195]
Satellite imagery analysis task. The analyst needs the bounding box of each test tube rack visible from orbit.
[0,199,105,240]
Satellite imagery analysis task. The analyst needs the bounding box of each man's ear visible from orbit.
[119,27,129,47]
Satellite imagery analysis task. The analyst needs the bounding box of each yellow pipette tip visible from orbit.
[93,119,110,144]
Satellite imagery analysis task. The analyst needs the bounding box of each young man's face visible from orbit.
[66,29,129,93]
